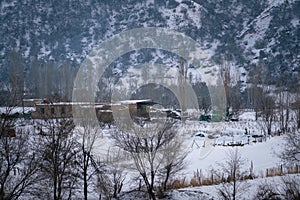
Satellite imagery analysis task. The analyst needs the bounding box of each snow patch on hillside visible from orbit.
[240,12,273,57]
[160,0,202,29]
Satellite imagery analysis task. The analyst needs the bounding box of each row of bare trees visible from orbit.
[0,113,83,200]
[0,103,187,200]
[0,115,40,199]
[220,62,300,138]
[2,50,76,104]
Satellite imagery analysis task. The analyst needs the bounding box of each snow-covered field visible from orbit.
[90,111,286,190]
[184,135,282,178]
[168,174,300,200]
[172,112,284,179]
[9,110,294,199]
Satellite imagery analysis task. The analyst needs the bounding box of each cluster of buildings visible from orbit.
[21,98,154,123]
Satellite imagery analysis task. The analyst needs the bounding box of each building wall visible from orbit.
[31,101,150,121]
[32,104,72,119]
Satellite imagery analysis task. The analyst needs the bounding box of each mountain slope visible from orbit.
[0,0,299,95]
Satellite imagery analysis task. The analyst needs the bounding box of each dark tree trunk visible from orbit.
[141,173,156,200]
[163,165,171,191]
[83,150,89,200]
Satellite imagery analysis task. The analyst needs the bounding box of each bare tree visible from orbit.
[277,122,300,200]
[36,119,80,200]
[158,135,187,192]
[259,91,276,136]
[254,176,300,200]
[280,131,300,164]
[215,149,249,200]
[72,116,126,200]
[275,84,291,134]
[291,83,300,130]
[76,121,99,200]
[280,175,300,200]
[94,149,126,200]
[220,59,231,113]
[8,50,24,103]
[0,108,40,199]
[248,63,269,121]
[111,121,180,200]
[254,181,281,200]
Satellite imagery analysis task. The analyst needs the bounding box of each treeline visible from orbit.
[2,50,300,128]
[1,50,76,104]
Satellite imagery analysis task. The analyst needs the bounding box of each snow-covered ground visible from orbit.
[168,174,300,200]
[9,110,296,199]
[173,112,283,179]
[184,135,282,178]
[90,111,286,191]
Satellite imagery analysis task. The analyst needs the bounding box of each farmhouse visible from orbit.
[32,102,74,118]
[30,99,154,122]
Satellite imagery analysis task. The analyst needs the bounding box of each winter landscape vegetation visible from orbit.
[0,0,300,199]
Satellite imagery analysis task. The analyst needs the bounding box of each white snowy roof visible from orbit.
[118,99,152,105]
